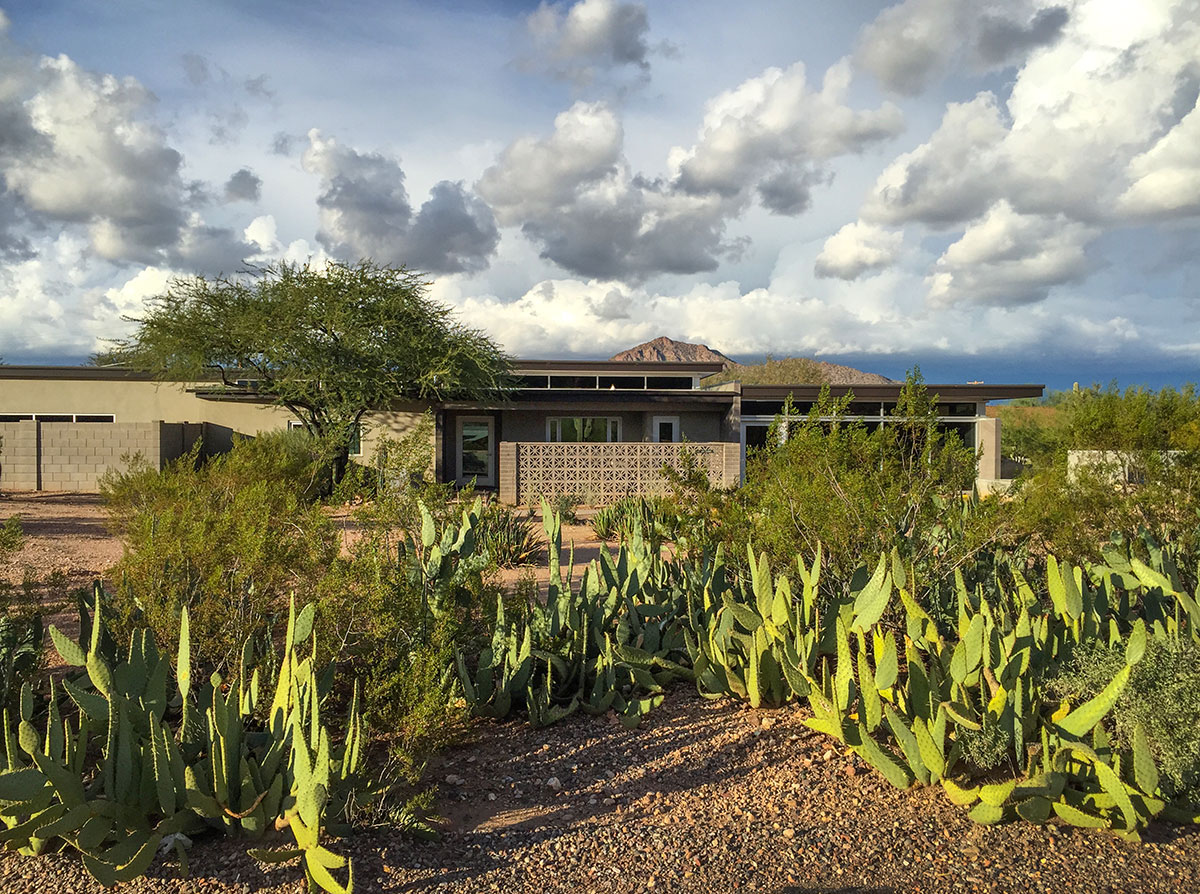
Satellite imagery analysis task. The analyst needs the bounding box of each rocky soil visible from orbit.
[0,496,1197,892]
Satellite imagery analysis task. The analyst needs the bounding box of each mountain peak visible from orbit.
[609,336,733,365]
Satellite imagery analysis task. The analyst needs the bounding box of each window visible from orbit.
[546,417,621,442]
[652,416,679,443]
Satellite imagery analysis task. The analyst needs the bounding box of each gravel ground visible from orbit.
[1,692,1197,893]
[1,495,1197,892]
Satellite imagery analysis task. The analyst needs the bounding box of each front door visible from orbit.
[456,416,496,487]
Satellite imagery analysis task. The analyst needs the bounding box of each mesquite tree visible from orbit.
[99,260,513,484]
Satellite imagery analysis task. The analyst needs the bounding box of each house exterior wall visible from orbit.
[0,420,203,492]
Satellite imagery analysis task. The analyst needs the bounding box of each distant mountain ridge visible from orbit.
[609,336,732,365]
[610,337,894,385]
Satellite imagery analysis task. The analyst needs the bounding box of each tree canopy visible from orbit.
[98,260,513,478]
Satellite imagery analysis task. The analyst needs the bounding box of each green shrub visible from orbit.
[0,592,366,892]
[735,374,981,593]
[591,495,678,546]
[1052,637,1200,808]
[317,501,489,777]
[101,440,337,673]
[0,515,22,557]
[476,502,540,567]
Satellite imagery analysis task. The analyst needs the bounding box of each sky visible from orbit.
[0,0,1197,391]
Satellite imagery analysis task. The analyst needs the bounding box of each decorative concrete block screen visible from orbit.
[0,420,200,492]
[499,441,740,505]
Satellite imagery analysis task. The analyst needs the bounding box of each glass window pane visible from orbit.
[561,418,580,441]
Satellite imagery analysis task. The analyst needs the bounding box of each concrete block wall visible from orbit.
[0,422,39,490]
[39,422,164,491]
[0,420,196,492]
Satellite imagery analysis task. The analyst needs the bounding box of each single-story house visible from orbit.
[0,361,1042,500]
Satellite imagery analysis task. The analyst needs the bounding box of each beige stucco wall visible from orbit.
[975,417,1001,482]
[0,378,295,433]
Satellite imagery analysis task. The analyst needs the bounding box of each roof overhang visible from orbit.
[740,383,1045,402]
[515,359,726,375]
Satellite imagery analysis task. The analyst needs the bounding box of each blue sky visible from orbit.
[0,0,1197,390]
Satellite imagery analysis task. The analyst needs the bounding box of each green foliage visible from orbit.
[317,499,488,777]
[0,590,366,892]
[0,515,22,558]
[98,259,514,482]
[702,354,828,386]
[475,503,540,568]
[457,506,692,728]
[737,373,982,591]
[1053,637,1200,808]
[101,440,338,672]
[591,495,677,546]
[0,613,40,713]
[543,492,583,524]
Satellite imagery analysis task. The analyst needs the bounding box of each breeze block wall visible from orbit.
[0,421,201,492]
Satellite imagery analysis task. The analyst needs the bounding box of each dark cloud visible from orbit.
[271,132,296,156]
[244,74,273,99]
[401,181,499,274]
[756,168,828,216]
[302,131,499,275]
[975,6,1069,66]
[524,0,656,87]
[223,168,261,203]
[181,52,210,86]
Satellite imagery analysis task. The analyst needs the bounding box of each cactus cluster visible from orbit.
[706,543,1200,837]
[0,586,365,891]
[456,505,692,728]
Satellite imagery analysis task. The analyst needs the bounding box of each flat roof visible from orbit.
[0,365,1042,402]
[0,365,167,381]
[515,359,727,374]
[740,383,1045,401]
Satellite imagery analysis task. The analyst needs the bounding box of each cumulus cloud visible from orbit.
[672,60,903,202]
[302,130,499,274]
[830,0,1200,309]
[0,47,254,273]
[926,202,1097,306]
[855,0,1070,95]
[479,63,901,281]
[223,168,261,202]
[478,101,732,279]
[815,222,903,280]
[524,0,660,87]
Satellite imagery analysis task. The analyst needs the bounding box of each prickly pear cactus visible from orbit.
[0,586,367,892]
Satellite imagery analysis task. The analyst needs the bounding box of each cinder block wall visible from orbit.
[0,421,40,490]
[39,422,166,491]
[0,421,192,492]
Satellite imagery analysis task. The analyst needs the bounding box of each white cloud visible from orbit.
[832,0,1200,307]
[478,62,902,280]
[524,0,657,86]
[927,201,1097,306]
[671,59,903,206]
[815,222,903,279]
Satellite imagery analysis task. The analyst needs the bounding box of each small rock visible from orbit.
[546,776,562,790]
[761,716,775,730]
[445,774,466,786]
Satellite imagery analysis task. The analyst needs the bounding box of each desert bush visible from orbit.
[591,495,676,543]
[736,373,982,593]
[1051,636,1200,808]
[318,500,492,777]
[476,502,540,567]
[0,514,21,557]
[101,440,337,672]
